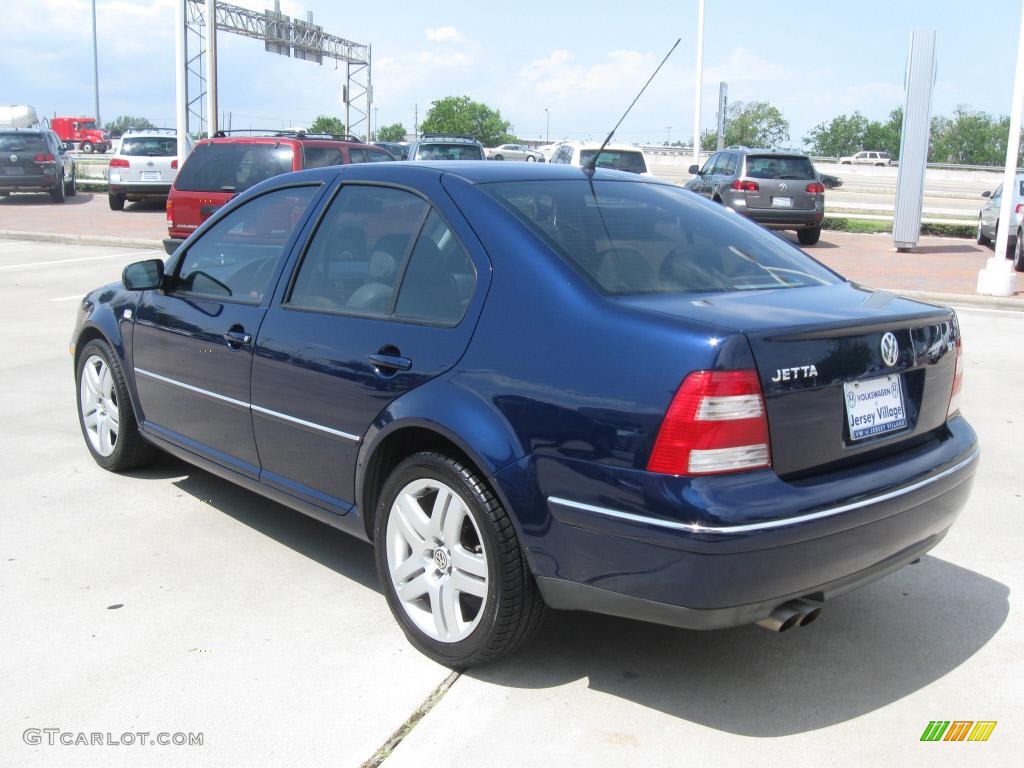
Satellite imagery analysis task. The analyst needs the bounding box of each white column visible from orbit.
[981,0,1024,295]
[691,0,705,168]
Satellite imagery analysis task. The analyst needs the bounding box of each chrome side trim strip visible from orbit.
[249,404,360,442]
[134,367,249,409]
[133,367,360,442]
[548,447,979,535]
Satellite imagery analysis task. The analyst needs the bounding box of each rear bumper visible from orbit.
[0,176,57,192]
[109,182,172,196]
[501,417,978,628]
[742,206,824,229]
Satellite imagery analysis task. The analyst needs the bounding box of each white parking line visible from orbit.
[51,295,85,302]
[0,250,157,271]
[953,305,1024,316]
[0,240,29,248]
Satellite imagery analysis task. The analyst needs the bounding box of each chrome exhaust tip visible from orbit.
[792,598,822,627]
[755,603,802,632]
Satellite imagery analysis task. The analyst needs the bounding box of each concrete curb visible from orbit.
[884,288,1024,311]
[0,229,162,250]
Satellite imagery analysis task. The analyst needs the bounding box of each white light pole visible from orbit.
[175,0,188,165]
[692,0,705,167]
[545,108,550,142]
[206,0,218,136]
[91,0,100,124]
[982,0,1024,295]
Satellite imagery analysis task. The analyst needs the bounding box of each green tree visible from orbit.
[700,101,789,150]
[419,96,516,147]
[929,106,1008,165]
[105,115,155,134]
[309,114,347,135]
[377,123,407,142]
[804,107,903,158]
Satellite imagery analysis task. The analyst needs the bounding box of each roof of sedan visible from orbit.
[280,160,663,186]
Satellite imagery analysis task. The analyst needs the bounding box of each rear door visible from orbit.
[133,183,321,476]
[250,178,488,512]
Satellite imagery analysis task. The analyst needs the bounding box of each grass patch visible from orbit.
[823,217,975,239]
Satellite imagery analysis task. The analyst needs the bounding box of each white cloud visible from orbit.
[425,26,465,44]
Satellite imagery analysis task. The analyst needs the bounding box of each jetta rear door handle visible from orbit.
[368,352,412,371]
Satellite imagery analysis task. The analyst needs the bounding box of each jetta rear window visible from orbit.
[482,180,839,295]
[175,142,295,193]
[744,155,816,180]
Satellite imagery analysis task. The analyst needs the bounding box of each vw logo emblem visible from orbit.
[432,548,450,572]
[778,182,788,191]
[9,154,16,163]
[880,332,899,367]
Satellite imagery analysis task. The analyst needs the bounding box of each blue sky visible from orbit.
[6,0,1022,145]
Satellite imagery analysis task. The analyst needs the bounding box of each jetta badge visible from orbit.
[771,364,818,382]
[881,332,899,367]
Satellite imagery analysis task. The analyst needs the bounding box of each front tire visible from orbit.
[81,141,94,154]
[65,170,77,197]
[50,176,66,203]
[76,339,158,471]
[374,452,545,668]
[798,226,822,245]
[526,155,536,162]
[1015,231,1024,272]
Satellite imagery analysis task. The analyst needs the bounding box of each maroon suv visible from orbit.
[163,133,393,254]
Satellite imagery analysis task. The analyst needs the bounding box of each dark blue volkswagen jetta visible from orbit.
[72,161,978,667]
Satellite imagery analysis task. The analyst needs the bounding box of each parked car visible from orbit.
[484,144,543,162]
[684,147,825,245]
[0,128,77,202]
[977,176,1024,267]
[163,131,392,254]
[839,150,893,166]
[548,142,651,176]
[819,172,842,189]
[50,116,111,154]
[72,161,976,667]
[406,134,485,161]
[108,129,194,211]
[373,141,408,160]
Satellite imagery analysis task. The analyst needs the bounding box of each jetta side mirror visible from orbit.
[122,259,164,291]
[981,190,991,198]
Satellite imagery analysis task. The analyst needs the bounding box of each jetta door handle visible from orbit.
[369,352,412,371]
[223,328,252,348]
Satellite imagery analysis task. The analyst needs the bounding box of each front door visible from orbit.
[133,184,321,477]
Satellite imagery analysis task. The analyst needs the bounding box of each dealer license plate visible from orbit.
[772,196,792,208]
[141,171,160,181]
[844,374,908,441]
[5,166,23,175]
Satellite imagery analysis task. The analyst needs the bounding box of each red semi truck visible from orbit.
[50,116,111,153]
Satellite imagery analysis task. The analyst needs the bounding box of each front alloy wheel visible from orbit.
[80,353,120,457]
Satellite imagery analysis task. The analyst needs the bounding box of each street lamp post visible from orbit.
[666,125,672,144]
[545,108,550,142]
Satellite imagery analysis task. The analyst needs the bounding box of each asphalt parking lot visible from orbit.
[1,240,1021,767]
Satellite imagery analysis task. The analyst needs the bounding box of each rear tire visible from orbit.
[50,176,66,203]
[374,451,546,668]
[108,193,125,211]
[75,339,159,472]
[798,226,822,246]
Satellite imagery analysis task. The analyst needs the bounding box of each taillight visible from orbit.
[647,370,771,476]
[1015,203,1024,216]
[806,181,825,194]
[947,338,965,418]
[730,179,759,192]
[33,153,55,163]
[109,158,130,168]
[165,197,173,227]
[171,159,178,169]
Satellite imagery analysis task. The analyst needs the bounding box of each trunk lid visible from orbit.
[617,284,959,476]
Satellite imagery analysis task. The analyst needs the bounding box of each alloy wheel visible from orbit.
[79,354,120,456]
[385,478,489,643]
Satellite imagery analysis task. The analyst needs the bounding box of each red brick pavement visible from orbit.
[1,191,1020,301]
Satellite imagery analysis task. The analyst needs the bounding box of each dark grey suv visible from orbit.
[685,147,825,245]
[0,129,77,203]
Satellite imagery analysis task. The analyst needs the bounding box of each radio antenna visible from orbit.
[583,37,681,173]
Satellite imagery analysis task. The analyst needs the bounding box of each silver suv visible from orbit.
[684,147,825,245]
[406,134,485,161]
[107,129,193,210]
